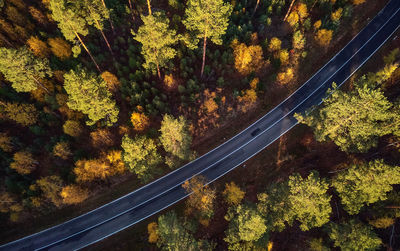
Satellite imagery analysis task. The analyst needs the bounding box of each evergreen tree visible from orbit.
[121,134,162,182]
[0,47,52,92]
[328,219,381,250]
[63,68,119,126]
[49,0,101,72]
[183,0,232,77]
[332,160,400,215]
[133,12,178,79]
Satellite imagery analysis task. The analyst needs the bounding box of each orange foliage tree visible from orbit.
[90,128,115,149]
[27,36,50,58]
[10,151,37,175]
[53,142,72,160]
[36,175,64,207]
[277,67,295,85]
[147,222,159,243]
[47,37,72,60]
[131,112,150,131]
[101,71,120,92]
[315,29,333,47]
[60,185,89,205]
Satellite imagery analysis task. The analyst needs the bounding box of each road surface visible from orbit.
[2,0,400,250]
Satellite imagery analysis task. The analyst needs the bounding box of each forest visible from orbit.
[0,0,399,250]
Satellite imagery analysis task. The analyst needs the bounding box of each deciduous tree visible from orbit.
[130,112,150,131]
[315,29,333,47]
[100,71,120,92]
[74,158,125,183]
[36,175,64,207]
[10,151,37,175]
[64,69,119,126]
[223,182,245,206]
[183,0,232,77]
[27,36,51,58]
[232,41,265,75]
[0,102,38,126]
[60,185,89,204]
[63,120,83,137]
[47,37,72,60]
[332,160,400,215]
[52,142,72,160]
[121,134,162,182]
[0,46,52,92]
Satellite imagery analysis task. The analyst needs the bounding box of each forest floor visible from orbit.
[0,0,394,249]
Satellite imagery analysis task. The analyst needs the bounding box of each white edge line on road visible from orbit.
[3,0,396,248]
[36,6,400,250]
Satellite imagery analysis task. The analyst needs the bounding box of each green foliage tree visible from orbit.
[332,160,400,215]
[63,68,119,126]
[296,83,395,153]
[156,211,213,250]
[328,219,382,250]
[0,47,52,92]
[133,12,178,79]
[159,114,192,165]
[121,134,162,182]
[224,204,268,251]
[48,0,100,71]
[183,0,232,76]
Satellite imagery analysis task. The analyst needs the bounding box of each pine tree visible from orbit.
[183,0,232,77]
[49,0,101,72]
[121,134,162,182]
[332,160,400,215]
[133,12,178,79]
[63,68,119,126]
[0,46,52,92]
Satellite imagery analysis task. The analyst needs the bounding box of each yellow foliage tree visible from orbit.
[250,78,259,90]
[27,36,50,58]
[53,142,72,160]
[1,102,38,126]
[60,185,89,205]
[63,120,83,137]
[36,175,63,207]
[278,49,289,66]
[147,222,159,243]
[277,67,295,85]
[101,71,120,92]
[237,89,257,112]
[233,42,264,75]
[287,12,299,28]
[222,182,245,206]
[353,0,366,5]
[164,74,176,90]
[269,37,282,52]
[10,151,37,175]
[47,37,72,60]
[74,157,125,183]
[331,8,343,23]
[0,132,13,152]
[90,128,115,149]
[315,29,333,47]
[131,112,150,131]
[103,150,126,172]
[314,20,322,30]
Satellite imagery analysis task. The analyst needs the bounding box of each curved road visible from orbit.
[2,1,400,250]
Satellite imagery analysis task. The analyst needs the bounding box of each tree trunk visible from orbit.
[201,32,207,77]
[32,76,50,94]
[283,0,296,22]
[101,0,116,35]
[156,62,161,80]
[128,0,135,23]
[147,0,152,15]
[74,31,101,73]
[99,29,114,56]
[251,0,260,18]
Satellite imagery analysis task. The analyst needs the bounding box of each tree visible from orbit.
[288,172,331,231]
[10,151,37,175]
[182,175,216,223]
[36,175,64,207]
[48,0,101,71]
[101,71,120,92]
[133,12,178,80]
[60,185,89,204]
[0,132,13,152]
[232,40,265,75]
[224,204,268,251]
[75,0,113,55]
[27,36,51,58]
[0,102,38,126]
[147,222,159,244]
[63,68,119,126]
[0,192,23,222]
[121,134,162,182]
[328,219,381,250]
[332,160,400,215]
[52,142,72,160]
[74,157,125,183]
[183,0,232,77]
[296,82,395,153]
[63,120,83,137]
[268,37,281,52]
[156,211,212,250]
[160,114,192,162]
[90,128,115,148]
[0,46,52,92]
[314,29,333,47]
[223,182,245,206]
[130,112,150,131]
[237,89,257,113]
[47,37,72,60]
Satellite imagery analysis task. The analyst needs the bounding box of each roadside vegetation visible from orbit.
[0,0,399,249]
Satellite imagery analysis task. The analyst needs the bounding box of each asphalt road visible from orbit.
[2,0,400,250]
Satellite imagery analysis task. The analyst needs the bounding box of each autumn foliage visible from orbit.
[61,185,89,205]
[232,40,265,75]
[130,112,150,131]
[10,151,37,175]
